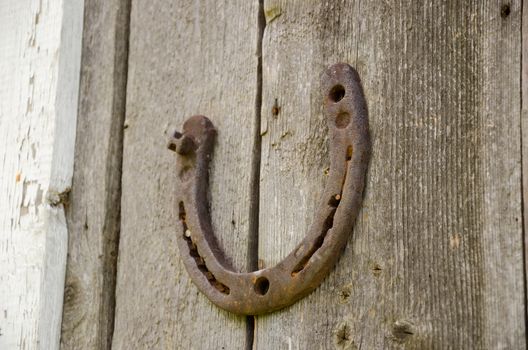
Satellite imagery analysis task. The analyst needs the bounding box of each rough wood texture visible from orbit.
[111,1,260,349]
[523,0,528,329]
[0,1,83,349]
[256,1,524,349]
[60,0,129,349]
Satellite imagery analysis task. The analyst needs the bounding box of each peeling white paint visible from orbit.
[0,1,84,349]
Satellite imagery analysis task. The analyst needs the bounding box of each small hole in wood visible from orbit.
[254,277,270,295]
[500,4,510,18]
[329,85,345,102]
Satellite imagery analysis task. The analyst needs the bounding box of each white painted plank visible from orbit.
[0,1,83,349]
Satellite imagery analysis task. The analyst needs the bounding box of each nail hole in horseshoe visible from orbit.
[254,277,270,295]
[179,166,193,181]
[329,84,345,102]
[328,194,341,207]
[291,206,337,277]
[335,112,351,129]
[291,144,351,277]
[346,145,353,161]
[179,201,230,295]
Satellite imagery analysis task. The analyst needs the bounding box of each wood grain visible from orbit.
[256,1,525,349]
[0,1,83,349]
[111,1,260,349]
[523,0,528,338]
[60,0,130,349]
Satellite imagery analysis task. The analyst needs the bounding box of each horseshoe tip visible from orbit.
[324,63,360,81]
[183,115,215,134]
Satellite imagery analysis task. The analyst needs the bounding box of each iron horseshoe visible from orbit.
[168,63,370,315]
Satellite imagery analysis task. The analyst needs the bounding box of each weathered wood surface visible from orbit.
[68,0,527,348]
[60,0,130,349]
[256,1,524,349]
[0,0,83,349]
[111,1,260,349]
[523,0,528,330]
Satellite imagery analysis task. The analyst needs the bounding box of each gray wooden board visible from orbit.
[523,0,528,336]
[111,1,260,349]
[256,1,525,349]
[61,0,129,349]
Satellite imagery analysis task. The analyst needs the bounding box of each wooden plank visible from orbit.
[60,0,129,349]
[256,0,525,349]
[523,0,528,331]
[0,0,84,349]
[111,1,260,348]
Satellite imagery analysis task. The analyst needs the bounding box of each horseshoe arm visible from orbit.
[168,63,370,315]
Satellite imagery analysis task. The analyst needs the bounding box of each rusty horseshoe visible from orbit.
[168,63,370,315]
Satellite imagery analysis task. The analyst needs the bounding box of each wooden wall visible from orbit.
[4,0,523,349]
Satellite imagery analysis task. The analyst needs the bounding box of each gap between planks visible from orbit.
[60,0,131,348]
[246,1,267,349]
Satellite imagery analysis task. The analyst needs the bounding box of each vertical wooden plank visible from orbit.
[112,1,260,348]
[0,0,83,349]
[479,2,524,346]
[60,0,129,349]
[522,0,528,337]
[257,1,524,349]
